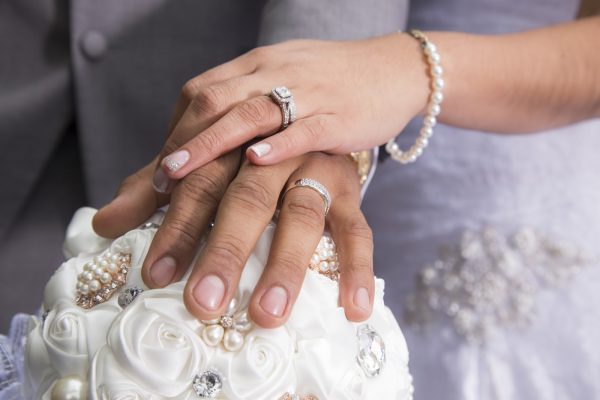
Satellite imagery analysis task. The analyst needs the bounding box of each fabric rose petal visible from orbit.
[21,209,413,400]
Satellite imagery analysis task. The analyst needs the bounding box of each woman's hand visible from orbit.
[150,34,429,193]
[93,152,374,327]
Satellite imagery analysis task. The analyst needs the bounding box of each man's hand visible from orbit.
[93,152,374,328]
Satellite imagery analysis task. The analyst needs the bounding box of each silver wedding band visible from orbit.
[269,86,297,130]
[282,178,331,216]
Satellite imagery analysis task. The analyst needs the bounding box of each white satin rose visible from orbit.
[219,327,295,399]
[90,285,213,398]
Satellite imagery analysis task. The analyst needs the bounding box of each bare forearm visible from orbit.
[426,16,600,133]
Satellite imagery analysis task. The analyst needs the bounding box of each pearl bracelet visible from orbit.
[385,29,444,164]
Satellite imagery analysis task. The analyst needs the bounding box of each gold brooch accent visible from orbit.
[76,252,131,309]
[349,150,372,186]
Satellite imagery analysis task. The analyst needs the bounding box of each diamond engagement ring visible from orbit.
[282,178,331,216]
[270,86,297,130]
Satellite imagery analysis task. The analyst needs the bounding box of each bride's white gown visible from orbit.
[363,0,600,398]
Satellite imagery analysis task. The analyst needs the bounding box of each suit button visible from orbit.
[80,31,107,60]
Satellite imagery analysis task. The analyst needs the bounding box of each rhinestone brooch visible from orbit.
[76,252,131,309]
[192,369,222,399]
[356,324,386,377]
[118,287,144,308]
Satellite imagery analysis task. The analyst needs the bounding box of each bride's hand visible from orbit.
[149,34,428,193]
[93,152,374,328]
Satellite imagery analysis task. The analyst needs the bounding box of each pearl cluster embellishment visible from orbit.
[200,296,252,352]
[75,252,131,309]
[309,235,340,281]
[404,227,590,342]
[386,29,444,164]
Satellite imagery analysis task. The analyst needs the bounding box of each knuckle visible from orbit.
[181,79,201,101]
[342,216,374,244]
[227,176,276,214]
[191,85,227,116]
[162,216,201,251]
[247,45,271,61]
[302,116,328,144]
[346,255,373,275]
[194,130,222,155]
[236,98,275,129]
[178,169,228,209]
[270,249,307,286]
[206,234,248,272]
[283,192,325,230]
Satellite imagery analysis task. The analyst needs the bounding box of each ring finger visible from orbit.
[248,154,344,328]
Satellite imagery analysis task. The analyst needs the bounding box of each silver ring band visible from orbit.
[269,86,297,130]
[282,178,331,216]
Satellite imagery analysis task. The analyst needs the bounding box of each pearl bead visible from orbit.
[100,273,112,284]
[80,284,89,294]
[223,329,244,352]
[94,268,104,278]
[83,272,93,282]
[424,115,437,127]
[111,253,120,262]
[83,263,94,271]
[429,103,441,116]
[50,375,86,400]
[107,263,118,273]
[99,259,109,268]
[432,90,443,104]
[89,280,101,292]
[428,52,441,63]
[431,64,443,77]
[319,261,329,272]
[202,324,224,347]
[424,42,437,54]
[417,137,429,147]
[433,77,444,90]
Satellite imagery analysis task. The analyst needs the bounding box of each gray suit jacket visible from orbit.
[0,0,407,330]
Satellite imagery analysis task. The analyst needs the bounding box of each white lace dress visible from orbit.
[363,0,600,398]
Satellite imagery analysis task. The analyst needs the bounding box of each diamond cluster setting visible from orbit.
[76,252,131,309]
[356,324,386,377]
[192,370,222,399]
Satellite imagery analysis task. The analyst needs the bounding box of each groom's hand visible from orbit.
[93,152,374,328]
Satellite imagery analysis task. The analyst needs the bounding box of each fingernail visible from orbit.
[259,286,288,317]
[249,143,272,158]
[354,287,370,311]
[194,274,225,311]
[152,168,171,193]
[163,150,190,172]
[150,256,177,287]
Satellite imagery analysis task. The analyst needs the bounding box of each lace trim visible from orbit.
[403,227,591,342]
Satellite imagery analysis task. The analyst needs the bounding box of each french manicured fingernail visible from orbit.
[163,150,190,172]
[194,274,225,311]
[152,168,171,193]
[249,143,272,158]
[354,287,370,311]
[259,286,288,317]
[150,256,177,287]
